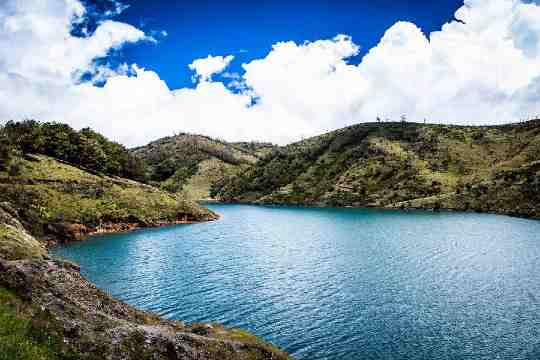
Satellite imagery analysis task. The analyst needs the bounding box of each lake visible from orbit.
[51,204,540,359]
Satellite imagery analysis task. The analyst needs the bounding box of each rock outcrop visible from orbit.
[0,202,47,261]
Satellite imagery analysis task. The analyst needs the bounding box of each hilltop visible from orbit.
[131,133,276,199]
[212,120,540,219]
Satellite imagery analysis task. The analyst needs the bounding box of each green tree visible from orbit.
[3,120,44,154]
[0,127,12,171]
[41,122,78,161]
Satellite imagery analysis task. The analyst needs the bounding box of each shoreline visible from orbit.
[48,215,220,248]
[200,198,540,221]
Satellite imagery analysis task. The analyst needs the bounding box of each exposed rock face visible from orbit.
[48,215,212,242]
[0,257,289,360]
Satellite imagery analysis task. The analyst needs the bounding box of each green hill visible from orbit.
[212,120,540,219]
[131,133,276,199]
[0,154,217,245]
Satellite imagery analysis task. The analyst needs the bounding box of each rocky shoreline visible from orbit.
[0,257,290,360]
[50,214,220,244]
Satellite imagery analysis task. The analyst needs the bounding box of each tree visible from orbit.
[41,122,79,161]
[76,135,108,173]
[401,114,407,129]
[0,131,12,171]
[1,120,150,182]
[3,119,44,154]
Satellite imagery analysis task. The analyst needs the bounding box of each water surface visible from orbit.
[52,205,540,359]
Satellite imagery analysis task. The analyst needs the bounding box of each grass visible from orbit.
[215,121,540,213]
[182,159,244,200]
[0,155,214,238]
[0,223,46,260]
[0,288,64,360]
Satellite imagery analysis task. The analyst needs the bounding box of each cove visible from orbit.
[51,204,540,359]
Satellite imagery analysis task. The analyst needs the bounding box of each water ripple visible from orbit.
[52,205,540,360]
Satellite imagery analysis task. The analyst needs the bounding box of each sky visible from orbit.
[111,0,464,89]
[1,0,540,147]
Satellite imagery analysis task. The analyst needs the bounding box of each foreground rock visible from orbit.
[0,257,289,360]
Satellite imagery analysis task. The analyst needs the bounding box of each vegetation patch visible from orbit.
[0,287,75,360]
[0,155,216,243]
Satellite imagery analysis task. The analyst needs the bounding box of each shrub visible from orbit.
[7,160,22,177]
[0,135,11,171]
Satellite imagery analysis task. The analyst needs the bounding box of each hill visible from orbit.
[0,154,217,245]
[212,120,540,219]
[131,133,276,199]
[1,120,146,182]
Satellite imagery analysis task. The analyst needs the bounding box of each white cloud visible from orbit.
[1,0,540,147]
[188,55,234,82]
[0,0,146,85]
[103,0,130,17]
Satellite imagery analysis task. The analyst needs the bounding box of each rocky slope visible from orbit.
[131,133,276,199]
[212,120,540,219]
[0,158,290,359]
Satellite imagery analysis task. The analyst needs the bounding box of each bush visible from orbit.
[7,160,22,177]
[0,136,11,171]
[0,289,57,360]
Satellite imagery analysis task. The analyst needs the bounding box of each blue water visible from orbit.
[51,204,540,359]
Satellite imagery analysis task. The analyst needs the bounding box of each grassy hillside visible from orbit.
[0,154,216,244]
[213,120,540,219]
[131,133,276,199]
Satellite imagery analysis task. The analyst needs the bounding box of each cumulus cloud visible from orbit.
[103,0,130,17]
[189,55,235,82]
[0,0,146,85]
[1,0,540,147]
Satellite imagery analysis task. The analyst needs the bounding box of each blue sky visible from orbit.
[105,0,464,89]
